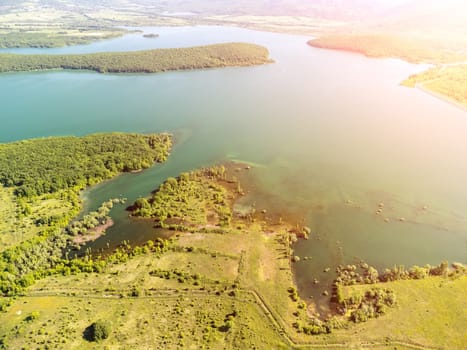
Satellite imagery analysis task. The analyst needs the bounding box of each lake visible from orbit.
[1,26,466,312]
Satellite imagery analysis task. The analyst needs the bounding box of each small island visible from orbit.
[142,33,159,39]
[0,42,273,74]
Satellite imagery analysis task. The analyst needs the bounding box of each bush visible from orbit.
[24,311,40,322]
[85,319,111,342]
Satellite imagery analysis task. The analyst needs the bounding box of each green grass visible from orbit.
[29,248,240,294]
[1,236,288,349]
[173,224,312,343]
[336,276,467,349]
[0,293,286,349]
[2,223,465,349]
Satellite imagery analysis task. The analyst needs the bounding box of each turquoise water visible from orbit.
[1,26,466,311]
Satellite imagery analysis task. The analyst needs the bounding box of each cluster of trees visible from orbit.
[149,268,201,285]
[0,133,172,197]
[293,286,396,334]
[335,261,453,287]
[348,288,396,323]
[0,132,172,297]
[131,166,233,231]
[0,43,271,74]
[379,261,452,281]
[51,238,173,278]
[66,198,124,236]
[0,197,117,296]
[0,231,69,296]
[335,263,379,286]
[287,286,299,302]
[292,317,331,335]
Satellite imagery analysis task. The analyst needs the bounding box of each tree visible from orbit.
[365,266,379,284]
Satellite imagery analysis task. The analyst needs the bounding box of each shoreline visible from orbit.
[415,84,467,112]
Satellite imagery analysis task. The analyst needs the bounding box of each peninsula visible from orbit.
[0,43,272,74]
[402,64,467,108]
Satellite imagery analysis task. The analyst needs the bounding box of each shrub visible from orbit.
[24,311,40,322]
[85,319,111,342]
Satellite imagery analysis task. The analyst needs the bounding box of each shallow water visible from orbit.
[1,26,466,310]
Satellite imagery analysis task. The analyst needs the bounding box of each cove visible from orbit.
[1,26,466,312]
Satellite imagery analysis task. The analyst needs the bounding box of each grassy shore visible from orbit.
[2,164,465,349]
[0,43,272,74]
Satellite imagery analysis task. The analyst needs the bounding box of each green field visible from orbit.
[338,275,467,349]
[1,224,464,349]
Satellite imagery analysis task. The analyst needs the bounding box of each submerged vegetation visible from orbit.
[0,43,272,74]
